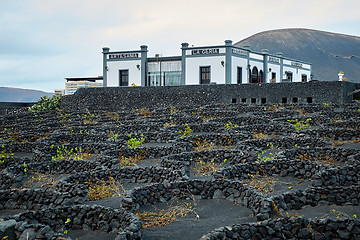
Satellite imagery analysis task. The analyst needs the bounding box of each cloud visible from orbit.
[0,0,359,92]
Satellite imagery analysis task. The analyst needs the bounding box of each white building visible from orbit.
[102,40,312,87]
[65,77,103,95]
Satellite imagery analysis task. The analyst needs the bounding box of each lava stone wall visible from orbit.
[61,81,358,111]
[0,102,35,115]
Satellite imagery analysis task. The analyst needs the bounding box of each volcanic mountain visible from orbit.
[0,87,53,102]
[235,28,360,82]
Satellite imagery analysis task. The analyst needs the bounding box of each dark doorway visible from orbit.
[251,67,259,83]
[259,70,263,83]
[302,74,308,82]
[119,70,129,86]
[237,67,242,84]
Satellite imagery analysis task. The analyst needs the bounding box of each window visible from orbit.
[119,70,129,86]
[261,98,267,104]
[302,74,307,82]
[286,72,293,82]
[307,97,313,103]
[271,72,276,83]
[237,67,242,84]
[293,97,298,103]
[251,98,256,104]
[241,98,247,103]
[232,98,237,104]
[282,98,287,104]
[200,66,210,84]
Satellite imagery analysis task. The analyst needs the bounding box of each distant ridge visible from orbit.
[0,87,53,102]
[235,28,360,82]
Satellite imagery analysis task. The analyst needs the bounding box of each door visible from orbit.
[237,67,242,84]
[200,66,211,84]
[119,70,129,86]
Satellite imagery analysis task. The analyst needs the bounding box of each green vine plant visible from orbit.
[23,162,28,174]
[51,145,92,161]
[61,218,71,235]
[107,130,119,141]
[225,121,239,130]
[127,134,145,148]
[257,143,279,163]
[82,110,98,124]
[0,145,13,162]
[288,118,312,130]
[179,124,192,138]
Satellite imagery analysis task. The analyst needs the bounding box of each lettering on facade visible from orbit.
[191,48,220,55]
[108,53,139,59]
[268,56,280,63]
[291,62,303,68]
[232,48,248,56]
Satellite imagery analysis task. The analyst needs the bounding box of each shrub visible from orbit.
[29,95,61,112]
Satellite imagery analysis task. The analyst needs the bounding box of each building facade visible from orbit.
[102,40,312,87]
[64,77,103,95]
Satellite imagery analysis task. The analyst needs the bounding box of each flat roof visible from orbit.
[65,76,103,82]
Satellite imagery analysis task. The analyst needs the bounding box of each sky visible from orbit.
[1,0,360,92]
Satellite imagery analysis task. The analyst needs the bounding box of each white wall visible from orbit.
[106,60,142,87]
[249,53,263,61]
[185,56,225,85]
[282,66,311,82]
[231,57,248,84]
[268,63,281,83]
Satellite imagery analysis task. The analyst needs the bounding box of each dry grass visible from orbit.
[191,137,234,151]
[191,138,216,151]
[135,195,199,228]
[104,112,120,120]
[243,174,276,193]
[163,121,177,128]
[86,176,127,200]
[22,172,59,189]
[253,129,268,140]
[140,107,152,117]
[298,153,339,166]
[192,158,225,176]
[118,150,147,168]
[332,138,360,146]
